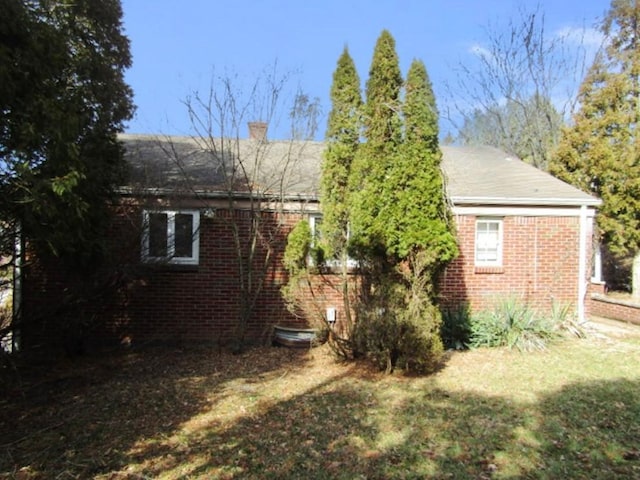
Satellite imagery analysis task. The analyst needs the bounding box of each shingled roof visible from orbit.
[120,134,323,199]
[441,145,600,207]
[119,134,600,207]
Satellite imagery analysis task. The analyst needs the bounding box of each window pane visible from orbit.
[149,213,168,257]
[312,216,323,244]
[174,213,193,258]
[476,221,500,263]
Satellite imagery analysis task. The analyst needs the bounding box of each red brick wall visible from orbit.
[440,214,582,313]
[590,294,640,324]
[21,206,305,349]
[21,207,592,349]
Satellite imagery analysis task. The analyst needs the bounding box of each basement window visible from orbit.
[142,210,200,265]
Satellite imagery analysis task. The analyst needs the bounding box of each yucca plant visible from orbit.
[469,296,558,351]
[550,301,586,338]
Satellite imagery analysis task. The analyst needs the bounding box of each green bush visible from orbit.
[283,220,312,274]
[353,276,443,374]
[469,297,558,351]
[441,303,471,350]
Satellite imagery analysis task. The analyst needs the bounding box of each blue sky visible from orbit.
[121,0,611,139]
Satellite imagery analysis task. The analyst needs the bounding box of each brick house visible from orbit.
[18,131,601,349]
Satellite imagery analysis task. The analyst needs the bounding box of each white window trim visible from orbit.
[591,243,603,283]
[308,214,322,247]
[142,209,200,265]
[475,218,503,267]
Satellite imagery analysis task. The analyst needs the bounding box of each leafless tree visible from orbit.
[444,5,601,170]
[157,65,322,352]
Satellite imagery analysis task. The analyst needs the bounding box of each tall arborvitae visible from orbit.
[550,0,640,296]
[321,47,362,259]
[384,59,458,265]
[347,34,456,374]
[349,30,403,256]
[319,46,362,342]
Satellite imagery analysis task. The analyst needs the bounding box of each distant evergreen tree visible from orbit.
[550,0,640,296]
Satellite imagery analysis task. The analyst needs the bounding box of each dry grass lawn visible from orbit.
[1,321,639,479]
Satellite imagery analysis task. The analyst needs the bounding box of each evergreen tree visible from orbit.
[385,59,457,264]
[345,35,457,373]
[318,47,362,343]
[550,0,640,296]
[320,47,362,260]
[0,0,134,269]
[354,59,458,373]
[349,30,403,256]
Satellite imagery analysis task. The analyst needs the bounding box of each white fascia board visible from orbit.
[453,205,597,218]
[450,196,602,207]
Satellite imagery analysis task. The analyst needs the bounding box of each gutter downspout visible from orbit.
[577,205,588,323]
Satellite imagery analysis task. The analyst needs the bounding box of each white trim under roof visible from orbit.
[450,196,601,207]
[453,205,597,217]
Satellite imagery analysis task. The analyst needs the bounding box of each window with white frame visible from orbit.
[309,214,323,247]
[591,243,603,282]
[142,210,200,265]
[309,213,357,268]
[475,218,502,266]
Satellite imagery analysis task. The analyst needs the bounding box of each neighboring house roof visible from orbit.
[119,134,600,208]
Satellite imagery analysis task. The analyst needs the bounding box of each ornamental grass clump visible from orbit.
[469,297,558,351]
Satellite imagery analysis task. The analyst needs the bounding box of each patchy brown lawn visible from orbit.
[1,322,639,479]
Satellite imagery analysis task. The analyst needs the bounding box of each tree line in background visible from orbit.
[450,0,640,298]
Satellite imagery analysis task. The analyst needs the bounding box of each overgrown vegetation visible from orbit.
[441,298,584,352]
[2,327,639,479]
[352,258,444,374]
[290,31,457,375]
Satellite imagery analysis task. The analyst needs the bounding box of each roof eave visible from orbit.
[116,186,319,203]
[450,196,602,207]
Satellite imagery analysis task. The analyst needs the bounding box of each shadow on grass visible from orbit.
[2,348,639,479]
[128,377,640,479]
[0,346,314,478]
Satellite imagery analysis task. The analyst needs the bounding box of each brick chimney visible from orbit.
[248,121,268,141]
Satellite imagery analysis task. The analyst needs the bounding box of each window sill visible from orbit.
[474,266,504,274]
[141,262,199,272]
